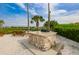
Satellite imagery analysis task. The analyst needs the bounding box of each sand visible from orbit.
[0,34,33,55]
[0,33,79,55]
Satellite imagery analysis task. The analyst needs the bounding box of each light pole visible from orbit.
[48,3,51,31]
[27,3,30,32]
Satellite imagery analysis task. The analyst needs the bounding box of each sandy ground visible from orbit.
[0,34,33,55]
[0,34,79,55]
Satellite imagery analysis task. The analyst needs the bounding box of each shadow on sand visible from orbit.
[18,39,37,55]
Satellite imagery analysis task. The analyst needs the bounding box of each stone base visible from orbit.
[28,31,57,51]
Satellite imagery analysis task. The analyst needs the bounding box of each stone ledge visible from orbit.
[26,31,57,51]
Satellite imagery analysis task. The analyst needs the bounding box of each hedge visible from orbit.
[54,28,79,42]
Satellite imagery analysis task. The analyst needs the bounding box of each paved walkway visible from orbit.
[57,35,79,55]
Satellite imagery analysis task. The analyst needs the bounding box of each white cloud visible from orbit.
[16,3,79,25]
[17,3,26,11]
[54,10,79,24]
[17,3,38,15]
[54,10,67,15]
[7,5,16,10]
[51,9,68,19]
[30,3,59,15]
[29,8,38,15]
[16,3,59,16]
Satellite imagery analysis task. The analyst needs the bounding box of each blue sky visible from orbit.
[0,3,79,26]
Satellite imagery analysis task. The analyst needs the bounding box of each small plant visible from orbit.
[0,32,5,36]
[44,20,58,31]
[12,30,26,36]
[0,20,4,28]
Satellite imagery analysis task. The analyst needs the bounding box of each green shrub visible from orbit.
[0,27,38,34]
[12,30,26,36]
[54,24,79,42]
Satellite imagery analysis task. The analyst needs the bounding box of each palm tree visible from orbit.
[31,15,45,31]
[48,3,51,31]
[0,20,4,28]
[27,3,30,32]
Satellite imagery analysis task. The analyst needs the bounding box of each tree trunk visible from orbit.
[36,21,39,31]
